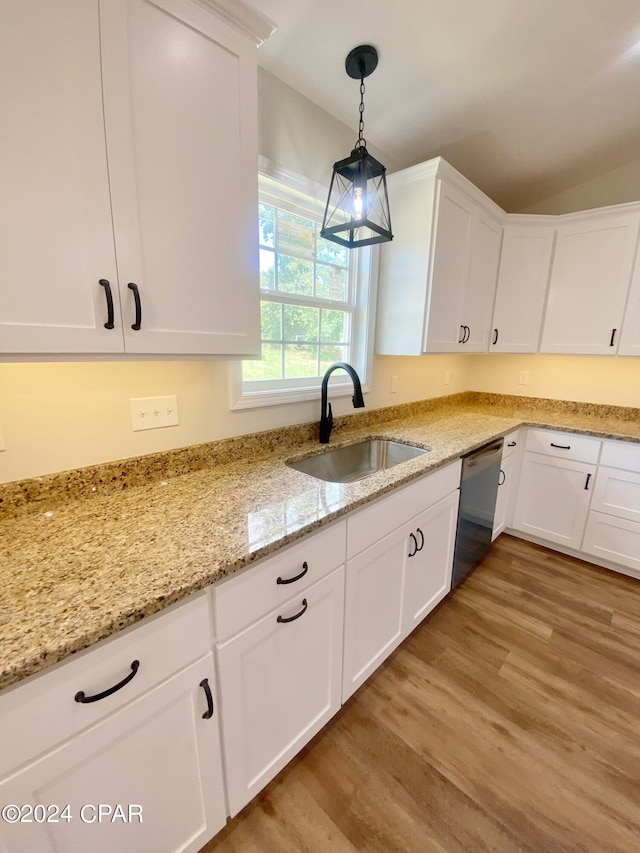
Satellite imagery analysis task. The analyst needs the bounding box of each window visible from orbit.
[230,170,376,409]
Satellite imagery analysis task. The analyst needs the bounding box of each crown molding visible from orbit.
[197,0,276,45]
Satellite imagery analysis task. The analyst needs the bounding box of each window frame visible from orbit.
[229,164,377,410]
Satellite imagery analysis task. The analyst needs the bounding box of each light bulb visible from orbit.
[353,185,363,218]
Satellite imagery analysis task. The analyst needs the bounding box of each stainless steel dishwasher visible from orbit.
[452,437,504,588]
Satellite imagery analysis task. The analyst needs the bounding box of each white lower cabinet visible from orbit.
[581,442,640,573]
[511,429,601,550]
[342,463,461,701]
[492,431,522,540]
[0,646,225,853]
[215,567,344,817]
[512,453,596,549]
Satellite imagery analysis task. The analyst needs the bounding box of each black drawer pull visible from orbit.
[75,660,140,704]
[200,678,214,719]
[416,528,424,552]
[458,325,466,343]
[492,328,498,345]
[408,532,418,558]
[128,282,142,330]
[98,279,115,329]
[463,325,470,343]
[277,598,308,624]
[550,442,571,450]
[498,469,506,486]
[584,473,592,490]
[277,561,308,585]
[610,328,617,347]
[507,441,517,447]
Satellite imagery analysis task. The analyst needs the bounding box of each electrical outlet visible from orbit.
[519,370,530,385]
[390,375,398,394]
[130,396,179,431]
[444,369,451,385]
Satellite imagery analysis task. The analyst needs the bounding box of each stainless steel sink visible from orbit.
[286,439,429,484]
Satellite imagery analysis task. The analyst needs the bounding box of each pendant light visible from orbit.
[320,44,393,249]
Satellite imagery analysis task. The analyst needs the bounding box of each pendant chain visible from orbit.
[355,75,366,149]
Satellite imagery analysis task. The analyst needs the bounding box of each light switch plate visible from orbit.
[130,396,179,431]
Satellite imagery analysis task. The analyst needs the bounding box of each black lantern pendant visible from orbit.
[321,44,393,249]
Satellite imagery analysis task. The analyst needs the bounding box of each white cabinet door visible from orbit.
[342,525,408,700]
[0,0,123,354]
[492,454,513,540]
[0,655,226,853]
[490,224,555,353]
[582,512,640,573]
[462,210,502,352]
[101,0,260,356]
[403,491,459,633]
[216,567,344,817]
[425,179,476,352]
[618,249,640,356]
[540,211,640,354]
[512,453,595,549]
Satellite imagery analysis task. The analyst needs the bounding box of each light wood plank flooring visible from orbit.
[202,535,640,852]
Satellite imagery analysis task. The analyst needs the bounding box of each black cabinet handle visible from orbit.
[492,328,498,345]
[507,441,517,447]
[98,279,115,330]
[550,442,571,450]
[463,325,470,344]
[277,598,308,623]
[277,561,308,585]
[610,328,617,347]
[498,469,506,486]
[584,473,592,490]
[408,532,418,557]
[75,660,140,704]
[416,528,424,552]
[128,282,142,331]
[200,678,214,719]
[458,325,466,343]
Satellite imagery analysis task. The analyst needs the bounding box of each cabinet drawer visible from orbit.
[213,521,346,642]
[0,592,211,777]
[591,466,640,522]
[600,440,640,474]
[525,428,601,463]
[347,461,461,559]
[582,511,640,573]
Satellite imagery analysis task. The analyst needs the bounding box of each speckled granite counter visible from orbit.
[2,392,639,691]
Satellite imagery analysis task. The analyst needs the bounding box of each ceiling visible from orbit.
[249,0,640,211]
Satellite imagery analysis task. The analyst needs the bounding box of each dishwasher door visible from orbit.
[452,438,504,588]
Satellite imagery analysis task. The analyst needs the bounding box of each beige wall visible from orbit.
[519,156,640,215]
[468,354,640,408]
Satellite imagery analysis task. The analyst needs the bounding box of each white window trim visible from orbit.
[229,161,378,410]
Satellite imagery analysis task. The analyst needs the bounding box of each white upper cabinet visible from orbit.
[490,223,555,353]
[540,209,640,355]
[463,209,503,352]
[0,0,264,357]
[376,159,502,355]
[0,0,122,354]
[618,248,640,356]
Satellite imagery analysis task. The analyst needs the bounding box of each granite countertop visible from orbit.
[1,392,639,692]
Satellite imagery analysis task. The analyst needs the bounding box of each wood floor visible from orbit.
[202,535,640,852]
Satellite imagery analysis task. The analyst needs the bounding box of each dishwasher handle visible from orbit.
[461,439,504,478]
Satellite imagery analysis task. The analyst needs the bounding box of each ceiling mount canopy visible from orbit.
[320,44,393,250]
